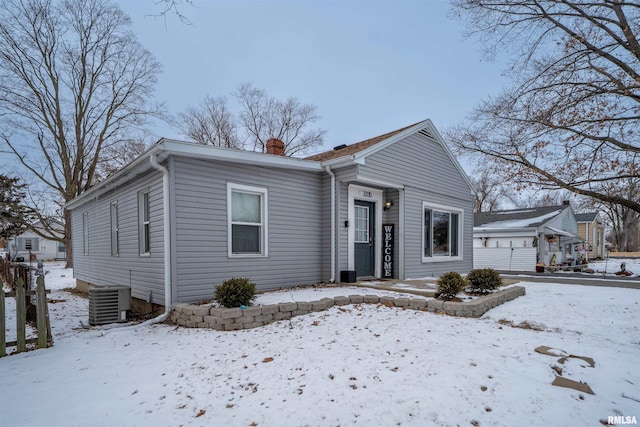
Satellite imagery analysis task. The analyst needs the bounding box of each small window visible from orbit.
[138,191,150,255]
[227,183,268,256]
[17,237,40,252]
[110,202,119,256]
[423,203,462,262]
[83,212,89,255]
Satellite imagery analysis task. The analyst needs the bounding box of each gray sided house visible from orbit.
[66,119,475,308]
[473,204,581,272]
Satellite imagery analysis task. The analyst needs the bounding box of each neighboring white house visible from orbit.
[473,204,582,272]
[6,228,66,262]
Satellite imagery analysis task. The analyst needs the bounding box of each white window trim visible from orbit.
[422,201,463,263]
[227,182,268,258]
[110,201,119,256]
[83,212,89,255]
[138,190,150,256]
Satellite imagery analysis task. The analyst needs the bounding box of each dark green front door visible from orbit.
[354,200,375,277]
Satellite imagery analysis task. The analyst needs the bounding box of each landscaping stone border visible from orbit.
[170,286,526,331]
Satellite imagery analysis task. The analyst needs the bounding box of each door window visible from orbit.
[354,206,369,243]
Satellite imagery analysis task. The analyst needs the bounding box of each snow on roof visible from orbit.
[475,209,562,229]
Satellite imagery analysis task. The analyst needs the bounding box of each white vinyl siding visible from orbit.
[138,190,150,255]
[110,202,119,256]
[423,202,463,262]
[227,183,268,257]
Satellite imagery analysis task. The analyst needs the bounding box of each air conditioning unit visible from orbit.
[88,286,131,325]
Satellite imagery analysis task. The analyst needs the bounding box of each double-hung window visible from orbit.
[110,202,119,256]
[138,190,150,255]
[423,202,462,261]
[227,183,268,256]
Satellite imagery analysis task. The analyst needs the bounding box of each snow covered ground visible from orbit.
[1,262,639,426]
[589,257,640,276]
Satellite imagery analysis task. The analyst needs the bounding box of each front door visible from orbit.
[354,200,375,277]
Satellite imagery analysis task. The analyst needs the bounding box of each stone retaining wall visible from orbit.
[170,286,526,331]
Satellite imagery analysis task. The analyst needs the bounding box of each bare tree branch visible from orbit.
[179,83,326,156]
[450,0,640,214]
[0,0,163,267]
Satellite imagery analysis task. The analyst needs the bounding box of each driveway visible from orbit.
[498,271,640,290]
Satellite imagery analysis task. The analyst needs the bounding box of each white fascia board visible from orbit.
[161,139,324,172]
[65,143,163,210]
[355,174,405,190]
[422,122,477,196]
[473,227,538,236]
[65,139,324,210]
[321,155,357,168]
[319,121,433,168]
[351,119,477,196]
[545,226,576,237]
[351,119,431,161]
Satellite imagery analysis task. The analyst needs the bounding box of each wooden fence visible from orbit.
[0,275,53,357]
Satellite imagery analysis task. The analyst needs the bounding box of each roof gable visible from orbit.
[305,122,419,162]
[306,119,475,193]
[474,205,569,228]
[575,212,599,222]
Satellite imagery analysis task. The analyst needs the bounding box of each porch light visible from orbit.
[384,200,393,211]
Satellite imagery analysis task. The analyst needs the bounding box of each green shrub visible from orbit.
[436,272,466,300]
[466,268,502,293]
[214,277,256,308]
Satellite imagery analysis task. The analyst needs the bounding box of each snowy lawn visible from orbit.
[589,258,640,277]
[0,262,639,427]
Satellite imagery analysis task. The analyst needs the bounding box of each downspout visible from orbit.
[148,152,172,323]
[325,166,336,283]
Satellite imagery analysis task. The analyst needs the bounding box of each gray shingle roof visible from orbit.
[474,205,568,227]
[574,212,598,222]
[304,121,420,162]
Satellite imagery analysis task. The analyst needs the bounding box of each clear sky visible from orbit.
[119,0,508,156]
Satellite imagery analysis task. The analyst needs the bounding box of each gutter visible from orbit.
[148,152,172,322]
[325,166,336,283]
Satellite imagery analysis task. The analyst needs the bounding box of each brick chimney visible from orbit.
[266,138,285,156]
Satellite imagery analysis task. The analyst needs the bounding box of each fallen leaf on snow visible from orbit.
[195,409,206,417]
[263,357,274,363]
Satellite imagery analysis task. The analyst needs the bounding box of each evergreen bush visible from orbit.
[436,271,466,300]
[466,268,502,293]
[214,277,257,308]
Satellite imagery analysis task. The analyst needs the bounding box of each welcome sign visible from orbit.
[382,224,394,278]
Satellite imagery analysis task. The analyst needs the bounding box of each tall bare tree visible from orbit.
[95,138,151,180]
[178,96,241,148]
[469,163,520,212]
[449,0,640,214]
[236,83,326,156]
[0,0,163,267]
[586,177,640,251]
[179,83,326,156]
